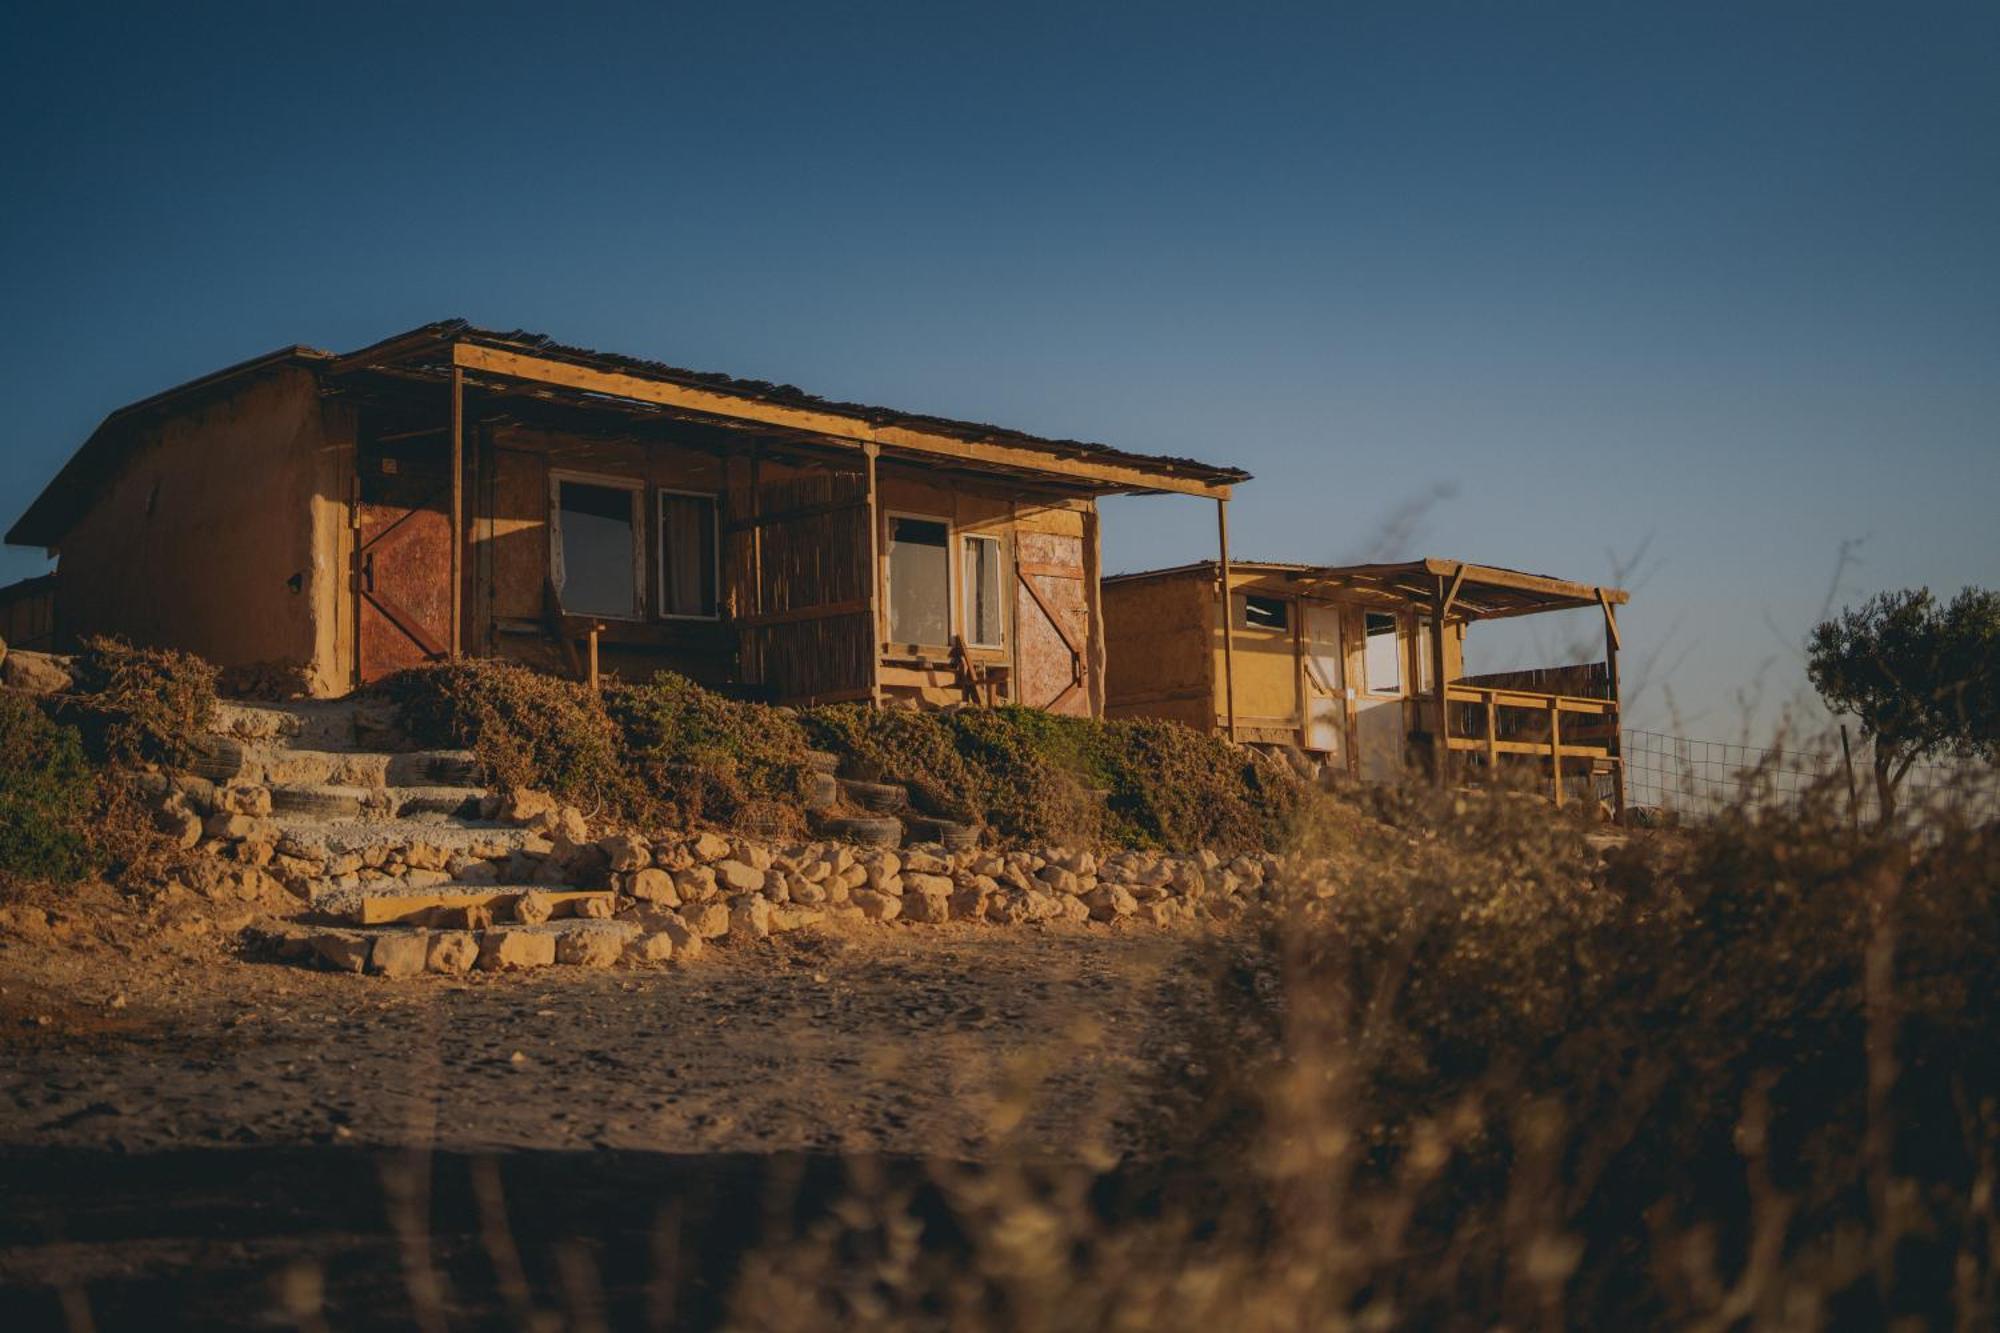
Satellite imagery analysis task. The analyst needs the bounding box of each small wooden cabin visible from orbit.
[5,321,1246,710]
[1104,559,1630,811]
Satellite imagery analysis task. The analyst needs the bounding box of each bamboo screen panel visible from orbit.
[730,468,873,704]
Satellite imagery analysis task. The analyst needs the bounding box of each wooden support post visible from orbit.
[1548,697,1564,808]
[748,448,764,684]
[1598,588,1625,820]
[449,367,464,657]
[862,443,883,706]
[1082,504,1107,718]
[587,624,601,693]
[1217,498,1237,742]
[1430,572,1454,788]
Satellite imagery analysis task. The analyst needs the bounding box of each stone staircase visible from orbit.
[179,698,990,977]
[193,699,634,976]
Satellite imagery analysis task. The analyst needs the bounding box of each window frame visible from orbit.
[548,469,647,622]
[1243,593,1290,631]
[1362,609,1405,697]
[961,531,1007,650]
[654,487,721,622]
[884,509,955,651]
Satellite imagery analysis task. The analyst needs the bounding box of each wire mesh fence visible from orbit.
[1622,728,2000,824]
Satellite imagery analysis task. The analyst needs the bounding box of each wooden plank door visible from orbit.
[1015,530,1090,715]
[1302,601,1347,762]
[355,450,453,686]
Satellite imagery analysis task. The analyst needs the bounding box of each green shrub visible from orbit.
[386,659,630,814]
[607,673,815,831]
[0,692,96,885]
[62,636,217,768]
[802,703,1302,852]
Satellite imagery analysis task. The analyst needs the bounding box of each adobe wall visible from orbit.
[54,368,327,681]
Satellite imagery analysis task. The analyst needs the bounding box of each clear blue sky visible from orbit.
[3,2,1994,737]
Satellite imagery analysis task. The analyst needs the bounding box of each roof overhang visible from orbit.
[1107,557,1628,622]
[332,322,1247,500]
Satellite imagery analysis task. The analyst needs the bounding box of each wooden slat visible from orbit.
[731,598,868,630]
[723,494,867,534]
[451,342,1234,499]
[1447,737,1614,759]
[1015,560,1083,580]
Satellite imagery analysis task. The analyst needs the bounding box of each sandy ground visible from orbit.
[0,898,1227,1329]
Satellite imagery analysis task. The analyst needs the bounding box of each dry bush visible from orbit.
[606,672,816,832]
[0,691,95,890]
[60,635,218,768]
[725,776,2000,1331]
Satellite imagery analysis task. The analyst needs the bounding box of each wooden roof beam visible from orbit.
[450,342,1234,499]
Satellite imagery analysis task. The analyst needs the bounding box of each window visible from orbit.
[552,475,642,618]
[1244,594,1289,630]
[1364,611,1402,695]
[1416,617,1435,694]
[888,515,951,646]
[657,491,719,619]
[963,534,1005,648]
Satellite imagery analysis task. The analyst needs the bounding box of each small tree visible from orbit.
[1807,587,1999,824]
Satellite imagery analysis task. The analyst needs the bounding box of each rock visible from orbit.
[713,860,766,894]
[630,931,676,964]
[556,928,621,968]
[427,932,478,974]
[203,812,267,841]
[404,843,450,872]
[658,912,706,959]
[161,807,204,849]
[686,902,731,939]
[1140,899,1184,928]
[1085,885,1138,921]
[219,785,273,817]
[903,849,950,875]
[575,894,615,919]
[598,833,650,872]
[369,933,428,979]
[403,868,451,889]
[629,868,680,906]
[500,789,558,823]
[513,890,555,925]
[690,831,732,863]
[480,929,557,971]
[729,895,772,939]
[902,884,952,924]
[0,649,71,695]
[948,884,989,921]
[788,879,828,906]
[528,805,589,844]
[734,840,773,871]
[769,905,822,933]
[851,889,902,922]
[673,865,718,902]
[456,859,499,885]
[1037,866,1082,896]
[310,932,372,973]
[904,871,954,897]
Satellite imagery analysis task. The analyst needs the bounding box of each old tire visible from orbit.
[838,779,908,814]
[821,815,904,849]
[904,816,980,852]
[804,772,839,812]
[268,785,369,820]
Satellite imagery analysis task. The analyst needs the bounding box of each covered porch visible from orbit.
[1276,560,1629,813]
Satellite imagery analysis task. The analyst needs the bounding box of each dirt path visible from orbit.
[0,922,1210,1159]
[0,919,1223,1329]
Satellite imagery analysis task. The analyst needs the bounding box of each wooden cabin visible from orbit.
[5,321,1245,710]
[1104,559,1630,811]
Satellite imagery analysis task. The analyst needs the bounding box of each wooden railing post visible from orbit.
[1548,697,1564,808]
[1485,691,1499,778]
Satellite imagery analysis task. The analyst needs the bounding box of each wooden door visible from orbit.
[1302,601,1347,762]
[1015,530,1089,715]
[355,451,452,685]
[1353,608,1410,782]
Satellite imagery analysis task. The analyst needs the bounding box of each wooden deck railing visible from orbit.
[1441,684,1620,809]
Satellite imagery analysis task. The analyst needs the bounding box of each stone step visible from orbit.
[311,883,616,927]
[268,784,491,822]
[190,737,482,789]
[261,918,643,977]
[270,820,546,863]
[209,698,412,751]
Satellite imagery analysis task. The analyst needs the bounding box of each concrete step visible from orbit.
[268,784,490,822]
[189,737,482,789]
[311,882,617,927]
[209,698,412,751]
[270,820,545,863]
